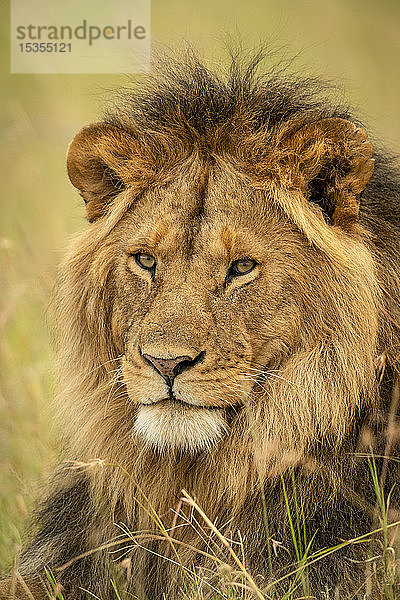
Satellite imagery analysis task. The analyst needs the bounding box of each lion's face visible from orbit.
[107,164,308,452]
[66,114,376,458]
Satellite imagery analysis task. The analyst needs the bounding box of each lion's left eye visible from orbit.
[231,259,257,275]
[134,252,156,271]
[225,259,257,285]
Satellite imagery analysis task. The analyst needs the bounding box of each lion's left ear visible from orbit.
[66,123,139,222]
[282,118,374,230]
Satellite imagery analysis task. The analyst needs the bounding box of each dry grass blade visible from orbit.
[14,572,36,600]
[181,489,265,600]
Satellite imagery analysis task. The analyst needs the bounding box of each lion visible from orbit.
[1,52,400,599]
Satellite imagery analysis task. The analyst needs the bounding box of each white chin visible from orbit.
[133,402,228,453]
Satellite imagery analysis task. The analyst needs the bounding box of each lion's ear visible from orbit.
[283,118,374,230]
[66,123,138,222]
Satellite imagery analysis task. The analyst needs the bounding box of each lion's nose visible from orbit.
[141,351,205,385]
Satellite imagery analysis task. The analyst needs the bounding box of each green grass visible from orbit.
[1,0,400,594]
[23,465,398,599]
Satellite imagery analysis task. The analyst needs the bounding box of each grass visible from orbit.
[13,457,396,599]
[1,0,400,596]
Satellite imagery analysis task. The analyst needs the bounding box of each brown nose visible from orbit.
[141,351,205,385]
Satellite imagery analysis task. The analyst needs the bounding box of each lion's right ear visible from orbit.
[66,123,138,222]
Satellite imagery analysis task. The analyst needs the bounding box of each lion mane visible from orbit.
[1,52,400,599]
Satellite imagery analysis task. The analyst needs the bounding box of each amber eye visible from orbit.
[231,259,257,275]
[225,258,257,286]
[134,252,156,271]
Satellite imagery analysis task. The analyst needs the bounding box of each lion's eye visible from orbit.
[134,253,156,271]
[231,259,257,275]
[225,258,258,286]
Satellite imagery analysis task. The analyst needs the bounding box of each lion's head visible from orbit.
[58,56,396,495]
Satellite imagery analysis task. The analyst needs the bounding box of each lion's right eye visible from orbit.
[133,252,156,272]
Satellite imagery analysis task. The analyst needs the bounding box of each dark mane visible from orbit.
[107,51,352,136]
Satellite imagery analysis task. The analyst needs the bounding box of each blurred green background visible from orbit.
[0,0,399,574]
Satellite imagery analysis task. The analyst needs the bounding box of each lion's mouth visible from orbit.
[141,395,223,411]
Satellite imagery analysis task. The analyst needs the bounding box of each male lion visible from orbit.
[1,54,400,599]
